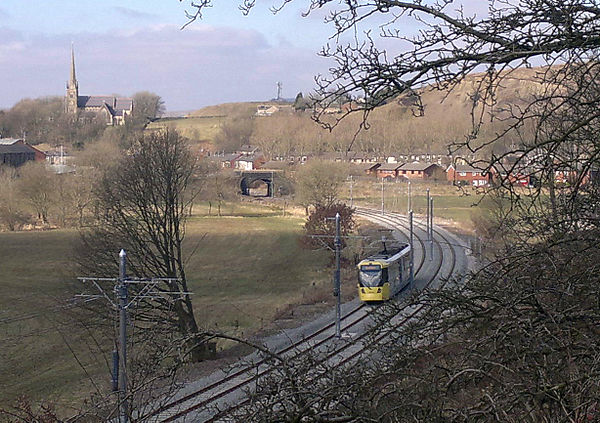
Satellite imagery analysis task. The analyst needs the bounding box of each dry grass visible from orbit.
[0,202,332,411]
[146,116,225,143]
[187,102,264,118]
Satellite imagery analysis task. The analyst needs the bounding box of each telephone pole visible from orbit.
[317,213,364,338]
[349,175,354,207]
[426,188,430,241]
[407,181,412,215]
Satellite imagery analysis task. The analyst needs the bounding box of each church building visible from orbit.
[66,47,133,126]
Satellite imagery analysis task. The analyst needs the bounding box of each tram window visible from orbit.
[381,268,388,283]
[359,267,382,287]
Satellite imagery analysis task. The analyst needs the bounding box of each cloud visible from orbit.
[0,25,329,111]
[113,6,158,20]
[0,27,26,60]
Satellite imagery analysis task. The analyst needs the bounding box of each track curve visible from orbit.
[143,208,470,422]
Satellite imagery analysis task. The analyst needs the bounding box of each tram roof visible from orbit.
[363,243,411,263]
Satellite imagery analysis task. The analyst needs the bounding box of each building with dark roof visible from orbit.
[398,162,444,180]
[376,163,403,179]
[0,143,36,167]
[66,46,133,125]
[0,138,47,166]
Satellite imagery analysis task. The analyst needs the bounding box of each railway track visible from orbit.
[141,208,469,422]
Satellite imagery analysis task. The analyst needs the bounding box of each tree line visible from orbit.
[0,91,164,148]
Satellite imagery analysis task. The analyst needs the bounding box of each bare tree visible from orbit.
[197,163,238,216]
[295,159,349,214]
[0,167,30,231]
[132,91,166,126]
[173,2,600,421]
[214,116,254,153]
[18,161,54,225]
[77,129,207,360]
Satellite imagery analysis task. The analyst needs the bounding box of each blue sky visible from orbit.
[0,1,484,111]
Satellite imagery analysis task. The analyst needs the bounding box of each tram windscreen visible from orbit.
[359,264,382,287]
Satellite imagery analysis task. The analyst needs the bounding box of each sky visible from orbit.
[0,1,485,112]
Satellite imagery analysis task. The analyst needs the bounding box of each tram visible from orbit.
[357,243,411,302]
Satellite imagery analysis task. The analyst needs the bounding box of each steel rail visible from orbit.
[143,211,420,422]
[213,210,460,422]
[149,208,455,422]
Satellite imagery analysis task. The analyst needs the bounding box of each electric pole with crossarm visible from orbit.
[77,249,192,423]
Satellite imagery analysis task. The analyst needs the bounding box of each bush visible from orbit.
[301,203,355,252]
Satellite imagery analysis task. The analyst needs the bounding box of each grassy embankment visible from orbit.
[0,202,330,411]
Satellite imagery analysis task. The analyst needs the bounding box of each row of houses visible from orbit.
[207,145,267,171]
[206,145,492,187]
[273,151,449,166]
[363,162,491,186]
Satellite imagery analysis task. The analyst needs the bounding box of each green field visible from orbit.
[344,179,485,232]
[0,230,86,406]
[0,203,331,411]
[0,186,482,412]
[146,116,225,142]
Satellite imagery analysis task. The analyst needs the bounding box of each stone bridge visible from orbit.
[237,169,283,196]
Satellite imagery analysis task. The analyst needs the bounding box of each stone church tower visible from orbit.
[66,46,78,115]
[64,45,133,125]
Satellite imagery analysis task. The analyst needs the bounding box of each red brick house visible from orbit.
[29,145,47,162]
[398,162,444,180]
[376,163,403,179]
[362,163,381,176]
[446,164,490,186]
[507,172,534,187]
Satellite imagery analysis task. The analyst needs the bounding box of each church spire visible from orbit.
[69,43,77,90]
[66,43,79,114]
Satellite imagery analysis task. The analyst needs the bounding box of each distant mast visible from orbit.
[276,81,282,101]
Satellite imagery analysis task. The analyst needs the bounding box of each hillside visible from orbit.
[187,102,267,118]
[152,67,550,157]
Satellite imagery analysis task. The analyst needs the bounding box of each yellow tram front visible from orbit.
[357,260,390,302]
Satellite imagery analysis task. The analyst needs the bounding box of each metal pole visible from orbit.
[426,188,430,241]
[407,181,411,215]
[118,249,129,423]
[349,175,353,208]
[430,197,434,240]
[429,199,434,261]
[409,210,414,288]
[111,350,119,392]
[381,177,384,215]
[334,213,341,338]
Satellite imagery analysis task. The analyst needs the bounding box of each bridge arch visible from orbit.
[238,170,282,197]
